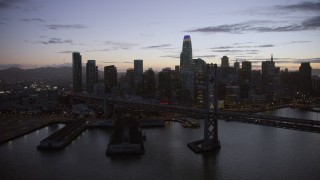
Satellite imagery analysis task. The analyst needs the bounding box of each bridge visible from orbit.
[70,64,320,153]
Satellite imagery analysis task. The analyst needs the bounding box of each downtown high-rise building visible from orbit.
[262,54,280,102]
[104,65,117,94]
[179,35,194,102]
[299,62,312,94]
[180,35,193,71]
[142,68,156,98]
[159,67,174,100]
[134,59,143,94]
[234,60,240,70]
[240,61,252,82]
[72,52,82,93]
[221,56,229,68]
[86,60,97,94]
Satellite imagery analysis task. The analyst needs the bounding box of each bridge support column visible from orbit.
[187,64,221,153]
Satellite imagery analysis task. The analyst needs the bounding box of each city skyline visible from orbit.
[0,0,320,71]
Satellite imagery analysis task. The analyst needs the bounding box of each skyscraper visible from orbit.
[159,68,173,100]
[179,35,194,102]
[142,68,156,98]
[86,60,97,94]
[234,60,240,70]
[299,62,312,94]
[134,59,143,94]
[180,35,192,71]
[262,54,279,102]
[221,56,229,68]
[240,61,252,82]
[104,65,117,94]
[72,52,82,93]
[193,58,206,108]
[125,68,135,94]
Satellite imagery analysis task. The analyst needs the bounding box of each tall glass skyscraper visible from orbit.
[86,60,97,94]
[72,52,82,93]
[104,65,117,94]
[134,59,143,94]
[180,35,192,71]
[180,35,194,101]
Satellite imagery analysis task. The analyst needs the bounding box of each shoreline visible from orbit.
[0,114,72,144]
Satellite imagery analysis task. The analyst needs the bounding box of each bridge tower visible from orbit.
[188,63,221,153]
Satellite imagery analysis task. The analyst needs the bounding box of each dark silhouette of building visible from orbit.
[104,65,117,94]
[86,60,97,94]
[262,54,279,102]
[134,60,143,94]
[125,68,135,94]
[299,62,312,94]
[240,61,252,83]
[193,58,206,108]
[142,68,156,98]
[159,67,173,100]
[72,52,82,93]
[234,60,240,70]
[221,56,229,68]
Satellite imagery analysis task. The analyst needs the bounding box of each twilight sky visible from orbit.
[0,0,319,72]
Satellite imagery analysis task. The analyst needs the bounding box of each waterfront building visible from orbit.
[104,65,117,94]
[193,58,206,108]
[225,85,239,106]
[72,52,82,93]
[86,60,97,94]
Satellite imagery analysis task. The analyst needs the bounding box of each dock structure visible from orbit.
[106,115,145,155]
[86,118,165,128]
[37,120,86,150]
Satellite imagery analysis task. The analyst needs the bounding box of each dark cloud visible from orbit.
[57,51,74,54]
[185,16,320,34]
[160,55,180,58]
[103,41,138,50]
[211,46,233,49]
[194,55,217,58]
[295,57,320,64]
[0,0,25,10]
[288,41,311,44]
[257,44,274,47]
[142,44,171,49]
[21,18,45,22]
[46,24,88,30]
[212,49,260,55]
[276,1,320,12]
[40,38,73,45]
[302,15,320,28]
[86,48,111,52]
[104,41,138,48]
